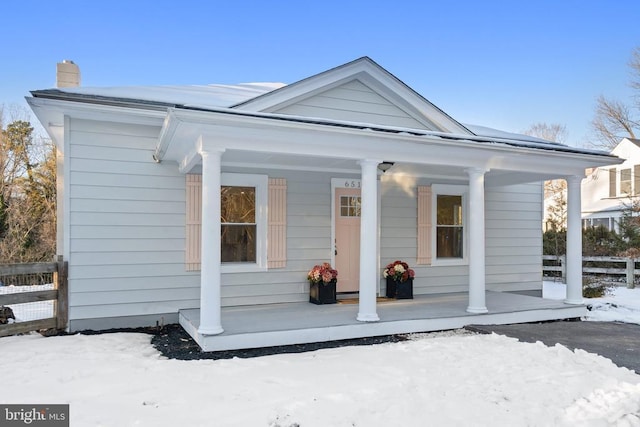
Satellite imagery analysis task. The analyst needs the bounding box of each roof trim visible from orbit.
[153,103,618,162]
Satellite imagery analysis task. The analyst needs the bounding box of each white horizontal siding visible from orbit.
[67,118,199,322]
[485,183,542,291]
[274,79,431,130]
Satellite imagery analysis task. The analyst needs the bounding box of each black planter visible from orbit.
[309,279,337,304]
[386,277,413,299]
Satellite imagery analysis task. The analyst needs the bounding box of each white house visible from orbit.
[28,57,621,351]
[582,138,640,231]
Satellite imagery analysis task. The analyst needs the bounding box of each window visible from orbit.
[221,173,267,272]
[340,196,361,217]
[436,195,463,258]
[610,165,640,197]
[432,185,467,265]
[591,217,611,229]
[620,168,632,195]
[185,174,286,272]
[221,186,256,262]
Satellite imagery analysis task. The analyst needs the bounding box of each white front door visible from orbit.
[334,188,361,292]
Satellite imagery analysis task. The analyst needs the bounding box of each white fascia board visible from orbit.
[26,96,166,128]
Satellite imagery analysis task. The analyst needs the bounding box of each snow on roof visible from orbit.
[55,82,286,108]
[464,124,562,146]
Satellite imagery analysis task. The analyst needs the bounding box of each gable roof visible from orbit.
[233,57,471,134]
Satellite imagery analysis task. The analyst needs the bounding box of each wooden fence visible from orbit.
[0,257,68,337]
[543,255,638,288]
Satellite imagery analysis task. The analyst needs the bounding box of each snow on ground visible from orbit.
[1,331,639,426]
[1,282,639,425]
[543,280,640,325]
[584,287,640,324]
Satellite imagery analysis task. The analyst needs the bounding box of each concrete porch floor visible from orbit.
[180,291,587,352]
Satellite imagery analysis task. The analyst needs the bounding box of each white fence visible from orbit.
[543,255,638,288]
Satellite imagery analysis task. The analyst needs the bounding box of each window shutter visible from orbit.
[635,165,640,195]
[185,174,202,271]
[609,169,617,197]
[268,178,287,269]
[417,185,432,265]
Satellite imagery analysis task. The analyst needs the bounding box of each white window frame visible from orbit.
[620,168,632,196]
[431,184,468,266]
[221,173,268,273]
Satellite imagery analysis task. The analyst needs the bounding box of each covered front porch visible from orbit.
[179,290,586,352]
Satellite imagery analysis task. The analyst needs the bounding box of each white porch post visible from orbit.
[357,159,380,322]
[466,168,488,313]
[198,148,225,335]
[565,175,584,305]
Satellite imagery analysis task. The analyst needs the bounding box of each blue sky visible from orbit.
[2,0,639,147]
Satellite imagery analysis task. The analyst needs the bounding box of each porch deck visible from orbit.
[179,291,587,352]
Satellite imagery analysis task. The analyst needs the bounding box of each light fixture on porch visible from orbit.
[378,161,394,173]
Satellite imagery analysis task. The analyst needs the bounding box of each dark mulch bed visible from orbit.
[75,324,410,360]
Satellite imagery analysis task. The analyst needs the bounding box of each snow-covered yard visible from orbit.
[1,285,640,426]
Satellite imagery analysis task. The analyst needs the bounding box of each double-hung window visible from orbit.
[620,168,632,195]
[220,173,267,272]
[432,184,467,265]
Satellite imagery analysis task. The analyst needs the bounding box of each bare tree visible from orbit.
[590,47,640,150]
[0,108,56,262]
[524,123,568,232]
[523,123,567,144]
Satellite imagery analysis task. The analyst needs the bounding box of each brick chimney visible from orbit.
[56,60,81,88]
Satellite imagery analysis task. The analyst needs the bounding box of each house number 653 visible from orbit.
[344,180,361,188]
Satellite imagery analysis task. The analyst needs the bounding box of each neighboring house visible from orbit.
[582,138,640,232]
[28,57,621,351]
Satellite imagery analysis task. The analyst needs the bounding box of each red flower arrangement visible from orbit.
[383,260,415,283]
[307,262,338,285]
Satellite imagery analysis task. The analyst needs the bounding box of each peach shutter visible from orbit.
[417,185,432,265]
[268,178,287,268]
[185,174,202,271]
[609,169,617,198]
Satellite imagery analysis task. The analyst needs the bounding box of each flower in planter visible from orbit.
[308,262,338,285]
[383,260,415,283]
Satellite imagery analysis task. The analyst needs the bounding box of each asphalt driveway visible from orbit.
[466,321,640,374]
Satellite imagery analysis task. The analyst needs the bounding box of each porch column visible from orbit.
[198,148,225,335]
[565,175,584,305]
[357,159,381,322]
[466,168,488,313]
